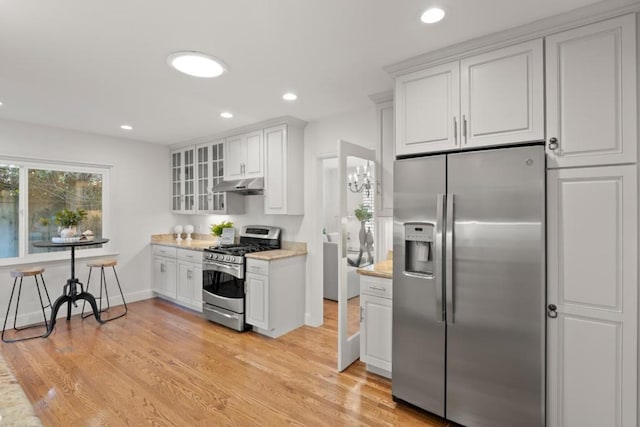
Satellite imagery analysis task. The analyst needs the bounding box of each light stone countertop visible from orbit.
[151,235,307,258]
[245,249,307,261]
[151,234,217,251]
[357,259,393,280]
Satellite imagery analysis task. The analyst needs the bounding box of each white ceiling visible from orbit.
[0,0,614,145]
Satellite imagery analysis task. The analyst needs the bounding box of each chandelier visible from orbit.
[348,162,372,197]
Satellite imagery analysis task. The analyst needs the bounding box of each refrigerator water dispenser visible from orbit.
[404,223,434,276]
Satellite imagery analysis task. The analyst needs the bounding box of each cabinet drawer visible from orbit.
[153,245,177,258]
[177,248,201,262]
[360,276,392,299]
[246,259,269,276]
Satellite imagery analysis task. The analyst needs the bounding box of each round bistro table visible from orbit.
[32,238,109,337]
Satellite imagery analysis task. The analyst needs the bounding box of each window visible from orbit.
[0,157,110,261]
[0,165,19,258]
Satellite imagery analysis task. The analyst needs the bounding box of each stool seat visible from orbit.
[87,259,117,268]
[10,267,45,278]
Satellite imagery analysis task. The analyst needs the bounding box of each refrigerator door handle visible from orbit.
[446,193,454,324]
[435,194,445,322]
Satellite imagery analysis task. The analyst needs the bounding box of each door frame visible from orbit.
[337,139,376,371]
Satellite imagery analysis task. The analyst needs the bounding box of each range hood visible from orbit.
[212,177,264,195]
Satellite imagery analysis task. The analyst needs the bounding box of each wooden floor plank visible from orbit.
[1,298,450,426]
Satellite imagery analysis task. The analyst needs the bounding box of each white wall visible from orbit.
[321,162,339,234]
[180,196,304,243]
[0,118,171,324]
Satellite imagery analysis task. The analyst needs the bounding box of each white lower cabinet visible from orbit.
[152,245,177,299]
[176,249,203,312]
[245,255,306,338]
[152,245,203,312]
[246,272,269,330]
[547,165,637,427]
[359,275,392,378]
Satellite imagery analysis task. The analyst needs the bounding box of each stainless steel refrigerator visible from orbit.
[392,145,545,427]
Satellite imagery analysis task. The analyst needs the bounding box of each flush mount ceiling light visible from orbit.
[282,92,298,101]
[421,7,445,24]
[220,112,233,119]
[120,124,133,131]
[167,51,227,78]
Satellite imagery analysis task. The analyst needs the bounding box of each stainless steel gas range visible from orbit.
[202,225,281,331]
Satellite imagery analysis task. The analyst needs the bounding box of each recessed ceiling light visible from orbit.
[421,7,445,24]
[167,51,227,78]
[220,112,233,119]
[0,101,3,107]
[120,125,133,131]
[282,92,298,101]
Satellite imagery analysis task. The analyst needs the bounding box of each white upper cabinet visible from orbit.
[263,123,304,215]
[395,39,543,156]
[224,130,264,181]
[460,38,544,148]
[395,62,460,155]
[224,134,243,180]
[545,14,637,168]
[244,130,264,178]
[171,147,196,214]
[370,91,394,217]
[170,117,305,216]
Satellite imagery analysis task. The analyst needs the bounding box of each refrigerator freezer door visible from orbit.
[392,155,446,416]
[445,146,545,427]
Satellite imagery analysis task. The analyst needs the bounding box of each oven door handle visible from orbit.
[204,262,243,279]
[207,307,239,320]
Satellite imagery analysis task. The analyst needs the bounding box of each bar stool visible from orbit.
[2,267,52,343]
[81,259,127,321]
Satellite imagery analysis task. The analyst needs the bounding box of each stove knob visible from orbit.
[226,255,232,261]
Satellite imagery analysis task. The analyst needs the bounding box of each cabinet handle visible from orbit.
[187,269,192,279]
[462,115,468,144]
[370,286,386,292]
[548,304,558,318]
[453,117,458,144]
[548,137,559,151]
[360,306,364,322]
[160,263,165,273]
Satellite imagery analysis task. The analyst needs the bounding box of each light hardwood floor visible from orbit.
[0,298,451,426]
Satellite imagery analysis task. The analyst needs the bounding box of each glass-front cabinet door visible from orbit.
[196,140,227,213]
[171,147,195,214]
[173,141,243,215]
